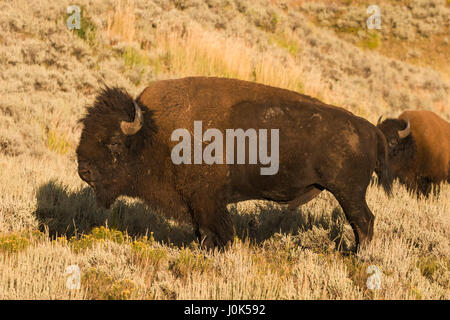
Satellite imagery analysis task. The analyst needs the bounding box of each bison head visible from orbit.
[376,115,413,173]
[76,87,153,208]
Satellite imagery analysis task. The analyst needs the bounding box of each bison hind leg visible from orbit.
[329,190,375,253]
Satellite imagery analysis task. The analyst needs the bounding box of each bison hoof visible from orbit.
[198,227,232,250]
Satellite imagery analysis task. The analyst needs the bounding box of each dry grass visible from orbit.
[106,0,136,44]
[148,24,305,93]
[0,0,448,299]
[296,0,450,74]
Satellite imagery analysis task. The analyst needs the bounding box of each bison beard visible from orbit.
[76,77,393,252]
[94,188,116,209]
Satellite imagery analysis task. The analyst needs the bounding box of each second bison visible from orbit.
[377,110,450,196]
[76,77,392,251]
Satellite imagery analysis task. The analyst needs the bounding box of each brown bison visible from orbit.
[76,77,392,251]
[377,110,450,196]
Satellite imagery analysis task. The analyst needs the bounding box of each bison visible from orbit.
[377,110,450,196]
[76,77,393,251]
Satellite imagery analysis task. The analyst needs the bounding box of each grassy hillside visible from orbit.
[0,0,448,299]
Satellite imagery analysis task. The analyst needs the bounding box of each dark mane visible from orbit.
[390,120,416,163]
[79,85,157,139]
[393,134,416,161]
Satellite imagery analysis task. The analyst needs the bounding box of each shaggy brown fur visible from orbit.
[377,110,450,196]
[76,77,393,251]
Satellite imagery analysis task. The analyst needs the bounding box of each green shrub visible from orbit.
[169,248,211,278]
[44,129,71,155]
[90,226,126,244]
[66,8,97,46]
[82,268,135,300]
[417,255,442,280]
[122,47,150,68]
[269,33,300,56]
[0,230,45,254]
[358,32,381,50]
[0,234,29,254]
[343,255,378,299]
[69,226,128,252]
[130,234,168,267]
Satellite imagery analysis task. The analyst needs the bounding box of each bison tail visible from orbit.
[375,129,394,196]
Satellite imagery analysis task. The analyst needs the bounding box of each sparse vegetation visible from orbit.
[358,31,381,50]
[106,0,136,44]
[269,31,301,56]
[0,233,29,254]
[0,0,448,299]
[122,47,150,68]
[67,7,97,46]
[44,128,72,155]
[69,226,128,252]
[82,267,136,300]
[130,235,168,267]
[298,0,450,74]
[169,248,212,279]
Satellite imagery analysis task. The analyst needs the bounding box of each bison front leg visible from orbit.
[189,196,234,250]
[416,177,433,197]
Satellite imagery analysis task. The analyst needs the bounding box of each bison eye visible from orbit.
[107,142,122,155]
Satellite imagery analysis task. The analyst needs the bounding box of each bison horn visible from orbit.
[398,116,411,139]
[377,115,384,126]
[120,101,143,135]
